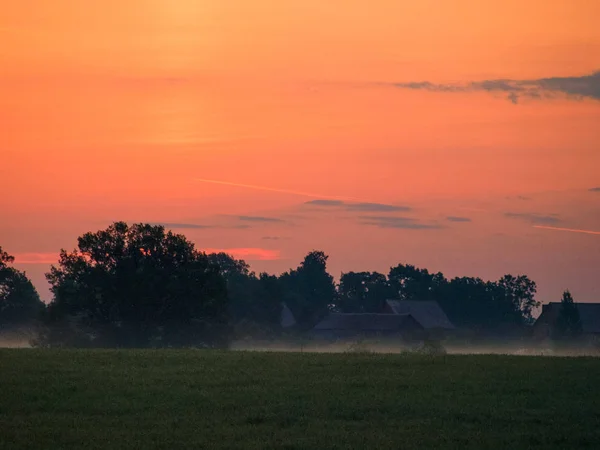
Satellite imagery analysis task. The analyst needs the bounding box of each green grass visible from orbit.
[1,350,600,449]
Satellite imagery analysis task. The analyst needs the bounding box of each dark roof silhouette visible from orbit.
[385,300,455,330]
[280,302,296,328]
[537,303,600,334]
[313,313,419,331]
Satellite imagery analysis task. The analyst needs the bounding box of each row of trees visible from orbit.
[337,268,539,329]
[0,221,575,348]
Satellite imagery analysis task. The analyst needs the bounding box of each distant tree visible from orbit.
[256,273,286,327]
[207,252,251,278]
[279,251,336,328]
[497,274,539,324]
[554,290,582,339]
[0,247,44,326]
[337,271,392,313]
[438,276,525,331]
[207,253,282,329]
[42,222,229,348]
[208,252,254,323]
[388,264,446,302]
[0,247,13,269]
[440,277,494,328]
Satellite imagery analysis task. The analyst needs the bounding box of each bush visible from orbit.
[416,339,447,356]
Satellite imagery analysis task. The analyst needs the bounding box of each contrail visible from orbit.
[533,225,600,236]
[194,178,362,201]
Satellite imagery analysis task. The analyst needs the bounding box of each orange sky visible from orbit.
[1,0,599,304]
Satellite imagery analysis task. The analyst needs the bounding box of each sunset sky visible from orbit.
[1,0,599,306]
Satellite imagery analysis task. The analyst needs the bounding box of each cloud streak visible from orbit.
[533,225,600,236]
[307,200,345,207]
[393,71,600,104]
[359,216,441,230]
[238,215,284,223]
[194,178,360,201]
[589,187,600,192]
[305,200,411,212]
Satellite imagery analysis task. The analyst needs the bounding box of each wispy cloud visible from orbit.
[504,212,561,225]
[194,178,360,201]
[150,222,211,229]
[533,225,600,236]
[11,253,58,264]
[202,248,282,260]
[238,215,284,223]
[306,200,345,207]
[359,216,441,230]
[393,71,600,104]
[446,216,472,223]
[347,203,411,212]
[589,187,600,192]
[230,224,253,229]
[305,199,411,212]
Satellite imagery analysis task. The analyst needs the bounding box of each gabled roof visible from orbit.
[385,300,455,330]
[538,303,600,334]
[313,313,418,331]
[280,302,296,328]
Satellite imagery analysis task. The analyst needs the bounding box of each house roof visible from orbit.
[313,313,418,331]
[385,300,455,330]
[539,303,600,334]
[280,302,296,328]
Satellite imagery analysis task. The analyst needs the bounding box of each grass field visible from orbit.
[1,350,600,449]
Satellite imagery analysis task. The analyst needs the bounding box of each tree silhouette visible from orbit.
[0,246,44,326]
[0,247,14,269]
[555,290,582,339]
[497,274,539,324]
[207,252,282,329]
[279,251,336,328]
[440,277,498,328]
[338,271,391,313]
[42,222,229,348]
[388,264,446,302]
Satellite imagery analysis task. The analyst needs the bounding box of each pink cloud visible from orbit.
[202,248,281,261]
[12,253,59,264]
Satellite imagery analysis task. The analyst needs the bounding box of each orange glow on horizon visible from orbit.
[201,248,281,261]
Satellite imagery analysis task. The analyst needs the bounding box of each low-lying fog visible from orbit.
[2,331,598,356]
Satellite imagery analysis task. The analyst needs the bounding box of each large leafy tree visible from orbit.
[388,264,447,302]
[496,274,539,324]
[337,271,392,313]
[42,222,229,348]
[0,247,44,326]
[279,251,336,328]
